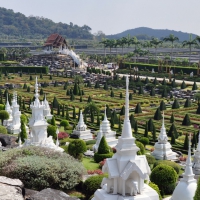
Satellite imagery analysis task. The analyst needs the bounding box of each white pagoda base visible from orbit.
[23,138,64,152]
[72,130,93,141]
[92,184,159,200]
[151,142,177,160]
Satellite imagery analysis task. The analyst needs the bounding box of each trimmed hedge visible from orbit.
[150,164,178,195]
[94,152,113,163]
[82,174,107,197]
[153,160,181,174]
[0,66,48,74]
[149,182,162,200]
[136,141,145,155]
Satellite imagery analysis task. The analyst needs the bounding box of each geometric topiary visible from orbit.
[150,164,178,195]
[184,98,191,108]
[154,107,162,120]
[183,133,189,150]
[98,136,110,154]
[148,118,154,132]
[192,81,198,91]
[94,136,113,163]
[135,103,142,114]
[170,113,175,123]
[172,99,180,109]
[182,114,191,126]
[159,100,166,111]
[167,123,178,138]
[181,80,186,89]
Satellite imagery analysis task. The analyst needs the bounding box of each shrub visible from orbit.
[153,160,181,174]
[136,141,145,155]
[0,125,7,134]
[146,154,156,165]
[149,182,162,200]
[20,114,28,124]
[85,140,96,145]
[0,146,86,191]
[47,125,57,139]
[94,152,113,163]
[140,137,149,147]
[150,164,178,195]
[82,174,107,197]
[60,120,69,130]
[68,139,87,160]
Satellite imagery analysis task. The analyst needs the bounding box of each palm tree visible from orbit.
[84,102,99,123]
[182,35,197,65]
[131,36,140,50]
[163,34,179,63]
[142,41,152,63]
[150,37,163,59]
[118,37,127,54]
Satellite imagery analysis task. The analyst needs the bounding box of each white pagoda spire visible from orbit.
[182,134,195,181]
[121,75,132,138]
[157,111,168,144]
[103,105,108,121]
[77,110,87,129]
[5,93,12,114]
[34,77,40,106]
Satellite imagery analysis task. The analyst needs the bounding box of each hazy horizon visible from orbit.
[0,0,199,36]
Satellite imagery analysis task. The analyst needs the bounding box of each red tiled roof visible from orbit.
[44,34,68,47]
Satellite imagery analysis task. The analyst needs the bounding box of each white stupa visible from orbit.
[193,130,200,174]
[151,112,177,160]
[92,76,159,200]
[71,110,93,140]
[43,94,53,119]
[171,134,197,200]
[23,77,63,152]
[93,105,118,152]
[7,92,21,134]
[3,93,13,126]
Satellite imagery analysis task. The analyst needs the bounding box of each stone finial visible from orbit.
[121,76,132,138]
[104,105,107,121]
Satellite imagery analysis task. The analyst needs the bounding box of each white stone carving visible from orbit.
[92,76,159,200]
[171,134,197,200]
[72,110,93,141]
[151,112,177,160]
[23,77,63,152]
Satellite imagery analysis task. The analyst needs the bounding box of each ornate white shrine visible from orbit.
[71,110,93,140]
[3,93,13,126]
[151,113,177,160]
[193,131,200,174]
[43,94,53,119]
[171,135,197,200]
[7,92,21,134]
[23,77,63,152]
[92,76,159,200]
[93,106,118,152]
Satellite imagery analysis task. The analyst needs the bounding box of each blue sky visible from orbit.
[0,0,199,35]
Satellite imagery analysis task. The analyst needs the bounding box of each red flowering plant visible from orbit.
[99,159,106,168]
[58,132,69,140]
[87,169,103,175]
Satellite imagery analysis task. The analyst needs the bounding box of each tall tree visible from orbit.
[154,107,162,120]
[135,103,142,114]
[163,34,179,62]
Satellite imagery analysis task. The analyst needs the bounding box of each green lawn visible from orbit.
[82,156,100,170]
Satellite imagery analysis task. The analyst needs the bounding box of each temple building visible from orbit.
[171,135,197,200]
[7,92,21,134]
[3,93,13,126]
[23,77,63,152]
[93,106,118,152]
[92,76,159,200]
[44,33,68,51]
[151,113,177,160]
[71,110,93,141]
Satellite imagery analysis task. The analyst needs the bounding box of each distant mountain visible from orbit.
[0,7,93,39]
[106,27,198,41]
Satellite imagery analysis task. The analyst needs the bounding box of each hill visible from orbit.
[106,27,198,41]
[0,7,93,40]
